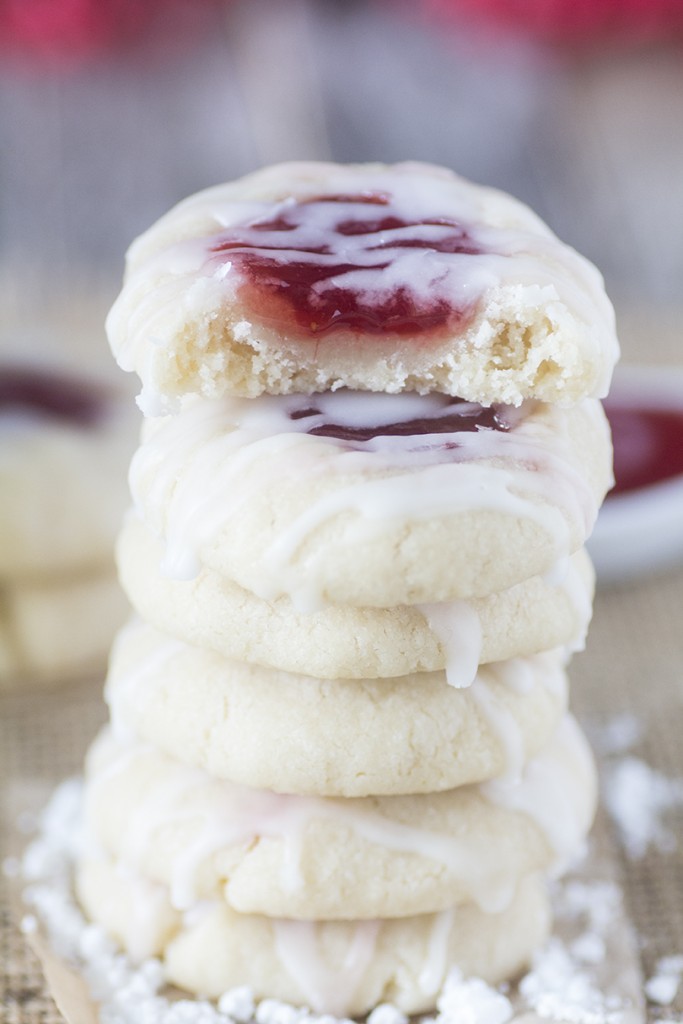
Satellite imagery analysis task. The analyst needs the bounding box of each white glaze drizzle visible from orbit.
[470,673,526,787]
[471,654,568,785]
[110,164,618,406]
[272,919,380,1016]
[561,557,594,654]
[112,859,170,962]
[85,715,590,918]
[181,899,214,929]
[483,714,596,873]
[418,909,455,996]
[85,734,503,913]
[417,600,482,688]
[105,622,185,743]
[91,750,314,910]
[130,391,599,610]
[490,656,537,695]
[544,553,571,587]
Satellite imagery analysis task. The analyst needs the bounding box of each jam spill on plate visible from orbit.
[605,401,683,495]
[0,367,108,427]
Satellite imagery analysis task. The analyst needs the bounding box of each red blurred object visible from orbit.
[605,401,683,497]
[424,0,683,46]
[0,0,220,66]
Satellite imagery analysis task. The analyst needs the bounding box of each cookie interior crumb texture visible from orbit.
[106,162,619,414]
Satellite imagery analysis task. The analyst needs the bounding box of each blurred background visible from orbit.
[1,0,683,346]
[4,0,683,676]
[2,4,683,1021]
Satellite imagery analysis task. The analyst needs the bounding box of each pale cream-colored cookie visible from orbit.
[106,161,618,414]
[0,363,138,578]
[83,717,595,920]
[117,520,593,680]
[76,856,550,1016]
[0,571,128,689]
[107,620,569,796]
[117,515,594,680]
[127,392,610,607]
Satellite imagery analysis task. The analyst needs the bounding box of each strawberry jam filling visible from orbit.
[289,395,513,445]
[208,193,487,338]
[0,366,108,426]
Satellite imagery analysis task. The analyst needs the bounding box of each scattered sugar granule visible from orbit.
[366,1005,407,1024]
[603,757,683,859]
[591,713,643,757]
[645,974,678,1006]
[645,955,683,1006]
[436,969,512,1024]
[556,879,622,935]
[256,1000,306,1024]
[657,955,683,975]
[164,1000,231,1024]
[218,987,256,1022]
[20,914,38,935]
[570,932,605,965]
[78,923,118,962]
[519,938,621,1024]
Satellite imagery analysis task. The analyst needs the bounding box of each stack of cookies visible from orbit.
[76,162,617,1017]
[0,349,134,688]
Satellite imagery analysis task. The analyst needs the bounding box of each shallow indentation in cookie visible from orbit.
[206,191,487,340]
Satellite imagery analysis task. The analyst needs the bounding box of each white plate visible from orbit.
[588,364,683,584]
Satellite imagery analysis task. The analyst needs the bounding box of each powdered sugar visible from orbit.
[520,939,622,1023]
[436,970,513,1024]
[644,956,683,1007]
[603,757,683,860]
[365,1004,407,1024]
[218,986,256,1022]
[588,711,683,861]
[10,779,644,1024]
[517,879,629,1024]
[590,714,644,758]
